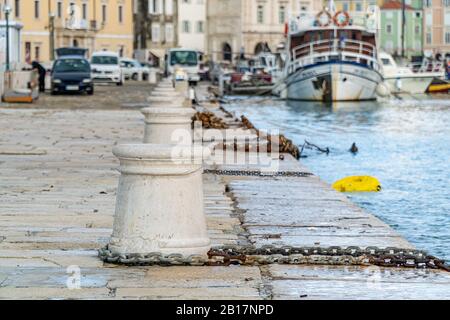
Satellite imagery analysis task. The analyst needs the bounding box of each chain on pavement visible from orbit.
[98,244,450,272]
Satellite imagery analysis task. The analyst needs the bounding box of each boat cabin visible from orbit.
[289,28,379,72]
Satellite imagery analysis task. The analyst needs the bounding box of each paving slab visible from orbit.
[0,83,448,300]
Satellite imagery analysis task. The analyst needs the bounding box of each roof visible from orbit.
[381,0,414,10]
[92,51,119,57]
[55,55,88,61]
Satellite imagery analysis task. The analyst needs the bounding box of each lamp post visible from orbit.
[49,13,55,61]
[4,4,12,71]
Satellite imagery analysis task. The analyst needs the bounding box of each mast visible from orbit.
[401,0,406,57]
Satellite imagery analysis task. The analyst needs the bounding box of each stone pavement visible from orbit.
[0,84,449,299]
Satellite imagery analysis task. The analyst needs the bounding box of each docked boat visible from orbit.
[283,2,383,101]
[380,52,445,94]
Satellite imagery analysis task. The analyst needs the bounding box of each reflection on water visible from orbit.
[226,96,450,260]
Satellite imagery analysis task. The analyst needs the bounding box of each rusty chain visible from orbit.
[203,169,313,177]
[98,244,450,272]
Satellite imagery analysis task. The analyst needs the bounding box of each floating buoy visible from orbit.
[332,176,381,192]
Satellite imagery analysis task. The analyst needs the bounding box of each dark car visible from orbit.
[51,56,93,95]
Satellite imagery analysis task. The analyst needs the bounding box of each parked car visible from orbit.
[51,55,93,95]
[91,51,124,85]
[120,58,150,81]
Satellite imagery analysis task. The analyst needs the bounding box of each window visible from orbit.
[34,1,40,19]
[197,21,204,33]
[14,0,20,18]
[355,3,362,12]
[343,2,349,12]
[279,6,286,24]
[182,21,191,33]
[82,3,87,20]
[169,51,198,66]
[166,0,173,15]
[257,5,264,24]
[415,26,420,34]
[57,1,62,18]
[102,4,107,23]
[118,5,123,23]
[166,24,174,42]
[446,32,450,44]
[25,42,31,64]
[152,24,160,42]
[149,0,159,14]
[426,32,432,44]
[387,24,392,34]
[35,46,40,61]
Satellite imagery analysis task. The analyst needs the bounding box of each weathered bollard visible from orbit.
[152,89,181,97]
[147,95,186,108]
[141,107,195,144]
[108,144,210,256]
[148,68,158,84]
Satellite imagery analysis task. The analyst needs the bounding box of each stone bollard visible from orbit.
[109,144,210,256]
[141,107,196,144]
[147,95,186,108]
[148,68,158,84]
[152,89,179,97]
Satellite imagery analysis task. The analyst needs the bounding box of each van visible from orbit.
[165,49,202,85]
[91,51,123,86]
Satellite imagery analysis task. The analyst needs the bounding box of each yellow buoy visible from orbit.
[332,176,382,192]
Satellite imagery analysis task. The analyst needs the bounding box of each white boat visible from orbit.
[283,2,383,101]
[380,52,445,94]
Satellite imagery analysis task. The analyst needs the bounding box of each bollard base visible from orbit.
[108,238,211,257]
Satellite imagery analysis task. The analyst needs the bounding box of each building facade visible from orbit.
[177,0,206,52]
[133,0,177,62]
[380,0,423,57]
[207,0,324,63]
[423,0,450,55]
[1,0,134,63]
[333,0,385,12]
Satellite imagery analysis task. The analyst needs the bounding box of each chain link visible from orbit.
[203,169,313,177]
[98,244,450,272]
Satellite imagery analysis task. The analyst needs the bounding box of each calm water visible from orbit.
[226,96,450,260]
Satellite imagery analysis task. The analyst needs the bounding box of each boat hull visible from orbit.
[286,62,382,101]
[384,75,441,94]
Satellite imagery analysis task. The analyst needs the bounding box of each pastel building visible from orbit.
[207,0,324,62]
[423,0,450,55]
[380,0,423,57]
[177,0,206,52]
[1,0,134,63]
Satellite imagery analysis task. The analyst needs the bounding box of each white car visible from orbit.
[120,58,150,81]
[91,51,124,85]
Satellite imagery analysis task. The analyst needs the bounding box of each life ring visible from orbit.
[316,10,332,27]
[334,11,350,27]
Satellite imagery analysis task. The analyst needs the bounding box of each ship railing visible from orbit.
[288,10,379,33]
[408,60,445,74]
[288,39,380,73]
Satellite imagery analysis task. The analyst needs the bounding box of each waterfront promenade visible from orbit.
[0,83,449,299]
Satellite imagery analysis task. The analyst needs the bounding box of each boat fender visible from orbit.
[316,10,332,27]
[334,11,350,27]
[376,82,390,97]
[332,176,382,193]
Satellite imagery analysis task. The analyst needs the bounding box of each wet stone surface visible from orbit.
[0,83,448,299]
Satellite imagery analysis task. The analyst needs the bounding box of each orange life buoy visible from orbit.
[316,10,332,27]
[334,11,350,27]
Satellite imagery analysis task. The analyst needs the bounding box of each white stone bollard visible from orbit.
[147,95,186,108]
[141,107,195,144]
[109,144,210,256]
[152,90,181,97]
[148,68,158,84]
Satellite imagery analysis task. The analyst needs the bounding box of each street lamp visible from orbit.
[3,4,12,71]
